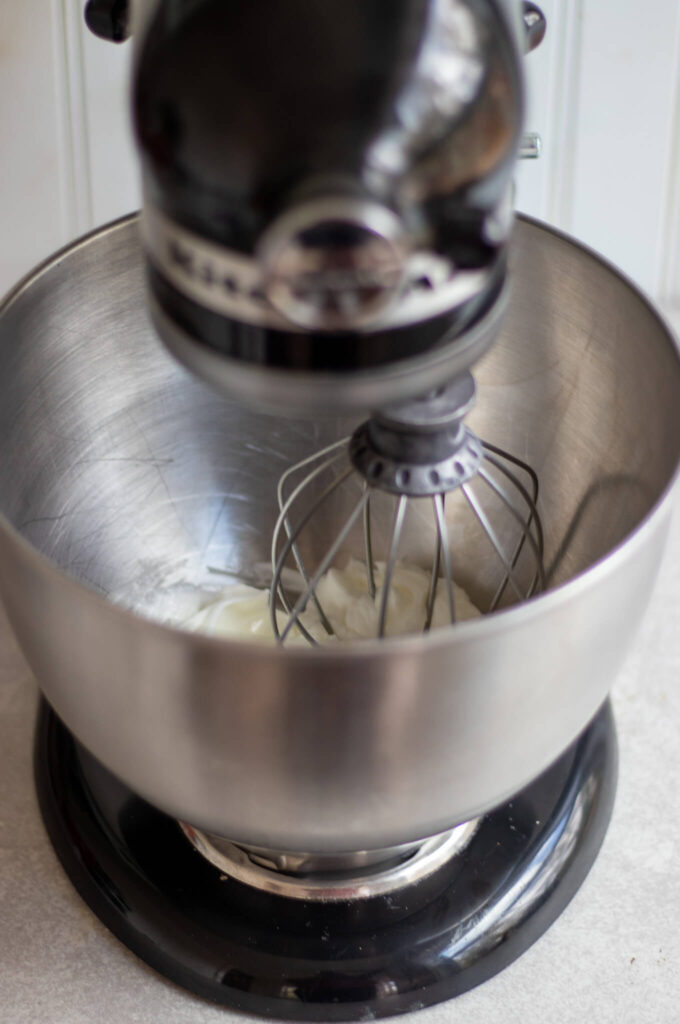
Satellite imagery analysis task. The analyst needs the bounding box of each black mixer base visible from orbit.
[35,700,617,1021]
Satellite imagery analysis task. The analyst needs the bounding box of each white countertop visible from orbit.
[2,461,680,1021]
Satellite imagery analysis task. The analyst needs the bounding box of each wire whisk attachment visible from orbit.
[270,374,545,645]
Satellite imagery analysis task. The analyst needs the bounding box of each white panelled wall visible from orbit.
[3,1,680,307]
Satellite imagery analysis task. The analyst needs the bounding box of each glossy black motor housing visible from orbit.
[133,0,523,374]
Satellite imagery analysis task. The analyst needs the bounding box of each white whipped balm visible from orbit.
[183,558,479,643]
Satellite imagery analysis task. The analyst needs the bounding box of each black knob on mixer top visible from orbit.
[84,0,131,43]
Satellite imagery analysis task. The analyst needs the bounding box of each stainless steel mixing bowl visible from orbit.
[0,215,678,852]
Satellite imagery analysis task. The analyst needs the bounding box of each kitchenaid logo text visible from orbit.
[167,240,266,304]
[166,240,402,299]
[143,204,471,330]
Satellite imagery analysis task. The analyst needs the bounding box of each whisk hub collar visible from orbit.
[350,371,483,496]
[350,421,483,496]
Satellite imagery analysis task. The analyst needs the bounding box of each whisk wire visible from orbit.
[423,527,442,632]
[476,464,545,599]
[276,485,370,645]
[482,441,540,498]
[461,481,526,602]
[276,437,350,509]
[433,493,456,624]
[482,452,543,550]
[271,463,354,643]
[481,451,544,607]
[377,495,408,638]
[362,488,377,600]
[274,439,350,635]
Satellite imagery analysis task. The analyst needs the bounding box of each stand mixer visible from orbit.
[0,0,679,1019]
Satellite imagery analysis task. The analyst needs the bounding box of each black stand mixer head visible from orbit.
[128,0,527,412]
